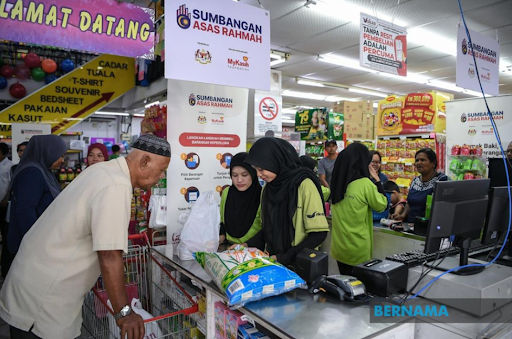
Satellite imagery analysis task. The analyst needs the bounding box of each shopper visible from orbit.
[507,141,512,160]
[330,143,388,275]
[219,152,263,249]
[0,134,170,339]
[87,143,109,166]
[10,141,28,175]
[0,143,13,278]
[370,150,388,183]
[300,155,330,201]
[391,148,447,223]
[7,135,67,256]
[245,138,328,266]
[110,144,121,160]
[318,139,338,188]
[383,181,407,217]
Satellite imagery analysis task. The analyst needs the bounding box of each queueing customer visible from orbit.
[370,150,389,183]
[219,152,264,249]
[0,143,13,278]
[300,155,331,201]
[110,144,121,160]
[0,134,171,339]
[391,148,447,223]
[318,139,338,189]
[245,138,329,266]
[87,143,109,167]
[330,143,388,275]
[8,135,67,256]
[10,142,28,174]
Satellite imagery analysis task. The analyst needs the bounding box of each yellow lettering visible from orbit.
[45,5,57,26]
[61,7,72,28]
[10,0,23,21]
[114,18,125,38]
[140,23,150,42]
[0,0,8,19]
[26,2,44,24]
[127,21,139,40]
[92,13,103,34]
[105,15,116,35]
[79,11,91,32]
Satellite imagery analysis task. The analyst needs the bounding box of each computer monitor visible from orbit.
[424,179,490,275]
[481,186,512,261]
[488,158,512,188]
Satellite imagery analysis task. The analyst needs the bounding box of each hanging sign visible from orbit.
[254,93,282,136]
[360,13,407,76]
[295,108,328,140]
[0,55,135,138]
[166,79,248,241]
[164,0,270,90]
[0,0,154,59]
[456,25,500,96]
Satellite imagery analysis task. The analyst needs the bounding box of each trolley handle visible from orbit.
[128,233,151,248]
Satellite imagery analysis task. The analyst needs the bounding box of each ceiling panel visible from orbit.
[304,67,366,82]
[406,46,452,64]
[277,58,340,76]
[407,56,456,73]
[464,0,512,30]
[240,0,304,21]
[288,22,360,55]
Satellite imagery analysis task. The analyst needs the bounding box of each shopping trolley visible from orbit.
[82,234,199,339]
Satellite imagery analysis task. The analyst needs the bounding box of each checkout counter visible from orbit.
[152,222,512,339]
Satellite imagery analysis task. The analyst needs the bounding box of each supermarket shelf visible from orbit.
[377,133,434,139]
[346,138,375,142]
[67,150,82,154]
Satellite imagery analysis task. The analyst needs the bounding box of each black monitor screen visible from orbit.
[488,158,512,188]
[482,186,511,245]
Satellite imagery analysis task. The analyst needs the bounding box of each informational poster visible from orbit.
[456,25,500,96]
[295,108,328,140]
[327,112,344,140]
[166,79,248,242]
[0,0,154,59]
[11,123,51,164]
[0,55,135,137]
[253,92,282,137]
[360,13,407,76]
[376,92,451,136]
[164,0,270,90]
[446,95,512,159]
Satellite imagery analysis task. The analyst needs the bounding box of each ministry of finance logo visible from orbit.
[189,94,196,106]
[177,5,191,29]
[195,49,212,64]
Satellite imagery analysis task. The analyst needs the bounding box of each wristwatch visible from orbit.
[114,305,132,320]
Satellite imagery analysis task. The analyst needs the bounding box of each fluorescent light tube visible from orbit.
[145,101,160,108]
[95,112,129,116]
[348,88,388,98]
[297,79,325,87]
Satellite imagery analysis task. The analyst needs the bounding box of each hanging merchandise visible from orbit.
[141,104,167,139]
[0,65,14,78]
[9,82,26,99]
[44,74,57,84]
[41,59,58,73]
[0,77,7,90]
[31,67,46,82]
[23,53,41,68]
[13,64,30,80]
[148,195,167,228]
[61,58,75,73]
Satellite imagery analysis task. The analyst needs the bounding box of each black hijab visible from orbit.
[224,152,262,238]
[331,143,371,205]
[245,138,324,255]
[300,155,317,172]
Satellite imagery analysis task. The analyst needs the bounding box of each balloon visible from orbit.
[117,143,125,152]
[41,59,57,73]
[0,76,7,90]
[14,64,30,80]
[24,53,40,68]
[9,82,26,99]
[44,74,57,84]
[121,141,129,151]
[0,65,14,78]
[103,141,113,152]
[61,59,75,73]
[31,67,46,81]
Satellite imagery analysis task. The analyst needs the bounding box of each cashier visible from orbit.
[219,152,264,249]
[392,148,447,223]
[245,138,329,266]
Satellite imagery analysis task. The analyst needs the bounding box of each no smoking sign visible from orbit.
[259,97,279,121]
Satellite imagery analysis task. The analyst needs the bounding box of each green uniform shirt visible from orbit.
[331,178,388,266]
[220,187,262,244]
[321,186,331,201]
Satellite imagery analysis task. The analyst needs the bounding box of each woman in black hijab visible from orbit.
[220,152,264,249]
[245,138,329,266]
[330,143,388,275]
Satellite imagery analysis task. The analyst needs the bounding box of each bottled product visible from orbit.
[59,167,67,182]
[76,168,82,176]
[67,168,75,181]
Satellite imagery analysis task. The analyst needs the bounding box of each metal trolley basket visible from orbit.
[82,234,199,339]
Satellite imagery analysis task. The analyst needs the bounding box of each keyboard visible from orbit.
[386,241,500,267]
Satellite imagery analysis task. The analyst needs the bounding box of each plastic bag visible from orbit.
[148,195,167,228]
[107,298,163,339]
[194,246,307,307]
[177,191,220,260]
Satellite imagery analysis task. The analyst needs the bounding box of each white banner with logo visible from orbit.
[360,13,407,76]
[164,0,270,91]
[11,123,51,164]
[166,79,248,246]
[456,25,500,96]
[446,95,512,162]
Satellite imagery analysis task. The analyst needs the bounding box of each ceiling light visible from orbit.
[297,79,325,87]
[282,90,326,101]
[133,114,145,117]
[373,103,378,108]
[95,112,129,116]
[145,101,160,108]
[270,59,286,67]
[270,53,284,60]
[348,88,388,98]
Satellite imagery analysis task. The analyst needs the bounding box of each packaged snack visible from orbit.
[214,302,228,339]
[225,309,247,339]
[456,173,464,181]
[451,145,461,156]
[461,144,471,156]
[407,139,416,149]
[449,159,461,172]
[462,159,473,171]
[194,246,306,307]
[238,324,259,339]
[471,158,482,172]
[377,141,386,149]
[470,146,477,155]
[428,140,436,149]
[475,146,483,157]
[464,172,475,180]
[398,148,407,158]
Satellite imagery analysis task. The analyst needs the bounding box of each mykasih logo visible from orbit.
[211,117,224,125]
[177,5,191,29]
[227,56,249,70]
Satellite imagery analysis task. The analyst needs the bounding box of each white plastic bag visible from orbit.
[107,298,163,339]
[177,191,220,260]
[148,195,167,228]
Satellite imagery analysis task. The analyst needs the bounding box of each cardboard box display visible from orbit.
[363,113,374,128]
[225,309,247,339]
[215,302,228,339]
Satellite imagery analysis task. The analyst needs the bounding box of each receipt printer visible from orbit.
[295,248,328,284]
[352,259,408,297]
